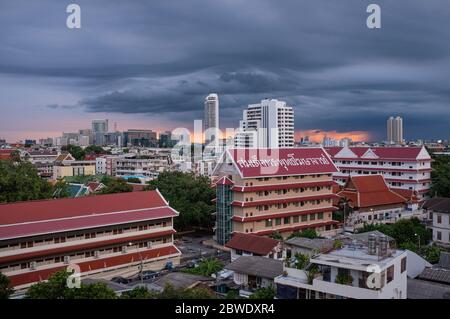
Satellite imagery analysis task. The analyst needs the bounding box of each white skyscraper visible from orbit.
[204,94,220,146]
[387,116,403,145]
[235,98,294,148]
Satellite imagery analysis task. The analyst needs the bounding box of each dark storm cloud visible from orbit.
[1,0,450,140]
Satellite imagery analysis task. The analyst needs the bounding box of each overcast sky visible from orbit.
[0,0,449,142]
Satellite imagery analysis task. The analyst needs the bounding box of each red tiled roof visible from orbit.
[0,191,177,240]
[338,175,407,208]
[0,229,176,264]
[225,148,338,178]
[325,146,430,161]
[225,233,279,255]
[7,245,180,288]
[0,190,167,225]
[0,206,177,240]
[0,149,14,160]
[390,188,420,203]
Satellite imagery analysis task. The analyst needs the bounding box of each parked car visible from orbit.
[138,270,160,280]
[111,276,130,284]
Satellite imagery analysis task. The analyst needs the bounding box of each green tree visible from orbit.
[61,145,85,160]
[84,145,107,155]
[100,178,133,194]
[158,283,216,299]
[120,286,155,299]
[431,155,450,197]
[53,179,70,198]
[249,286,275,299]
[269,231,283,240]
[0,160,54,203]
[288,229,318,239]
[25,270,116,299]
[145,171,215,230]
[294,252,310,269]
[0,273,14,299]
[183,257,223,277]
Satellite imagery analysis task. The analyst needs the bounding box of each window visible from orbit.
[293,216,299,223]
[317,212,323,220]
[437,231,442,241]
[387,265,394,283]
[301,215,308,222]
[277,251,283,259]
[275,218,281,226]
[284,217,290,224]
[310,214,316,221]
[401,257,406,273]
[437,214,442,224]
[265,219,273,227]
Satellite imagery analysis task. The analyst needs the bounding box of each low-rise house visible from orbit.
[422,197,450,247]
[23,149,59,179]
[146,272,216,293]
[225,233,284,261]
[53,153,96,179]
[285,237,334,257]
[225,255,283,297]
[337,175,422,231]
[275,233,408,299]
[407,252,450,299]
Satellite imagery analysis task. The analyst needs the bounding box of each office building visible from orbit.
[235,99,294,148]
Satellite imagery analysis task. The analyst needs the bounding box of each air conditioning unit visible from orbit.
[147,242,152,249]
[94,251,100,259]
[30,261,37,270]
[122,246,127,254]
[64,256,70,264]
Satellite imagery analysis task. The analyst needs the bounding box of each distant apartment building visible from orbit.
[23,149,60,179]
[0,191,181,290]
[387,116,403,145]
[212,148,341,245]
[204,93,220,146]
[235,99,294,148]
[92,119,109,146]
[53,153,96,179]
[275,234,408,299]
[423,198,450,247]
[123,129,157,147]
[325,146,432,201]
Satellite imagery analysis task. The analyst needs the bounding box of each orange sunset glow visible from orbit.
[295,130,371,143]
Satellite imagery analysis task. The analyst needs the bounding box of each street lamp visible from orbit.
[414,233,421,249]
[129,242,144,284]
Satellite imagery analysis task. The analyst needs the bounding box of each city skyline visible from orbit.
[1,1,450,143]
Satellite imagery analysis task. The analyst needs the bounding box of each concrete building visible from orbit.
[387,116,403,145]
[225,233,285,261]
[52,153,96,180]
[212,148,341,245]
[204,93,220,147]
[275,234,408,299]
[325,146,432,202]
[235,99,294,148]
[123,129,157,147]
[225,256,284,297]
[22,149,59,179]
[422,198,450,247]
[0,190,181,290]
